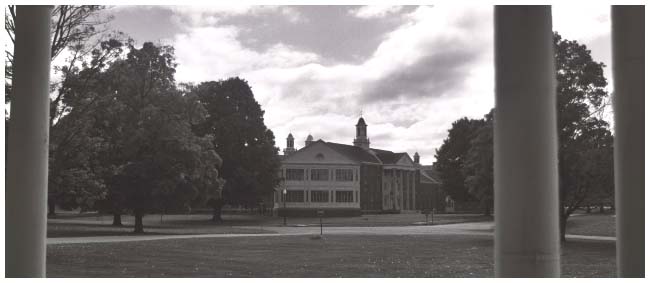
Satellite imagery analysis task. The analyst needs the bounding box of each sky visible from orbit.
[99,5,613,164]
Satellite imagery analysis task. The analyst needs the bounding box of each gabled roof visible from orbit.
[282,139,416,166]
[324,142,382,164]
[420,165,441,183]
[370,148,404,164]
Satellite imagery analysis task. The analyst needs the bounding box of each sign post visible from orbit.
[282,189,287,226]
[317,210,325,235]
[422,209,432,224]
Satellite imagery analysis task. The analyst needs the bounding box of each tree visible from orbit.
[191,78,281,221]
[554,32,613,241]
[462,110,494,216]
[582,134,614,214]
[435,117,484,203]
[434,33,613,240]
[5,5,112,116]
[82,42,223,233]
[47,38,126,216]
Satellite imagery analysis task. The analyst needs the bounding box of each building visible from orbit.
[274,117,434,216]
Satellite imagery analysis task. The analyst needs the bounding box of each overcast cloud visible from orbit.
[104,5,613,164]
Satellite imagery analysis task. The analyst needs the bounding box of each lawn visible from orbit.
[47,211,616,239]
[565,213,616,237]
[47,212,492,238]
[46,234,616,278]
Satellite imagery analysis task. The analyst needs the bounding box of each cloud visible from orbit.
[352,5,404,19]
[552,5,610,43]
[360,48,479,103]
[18,5,613,165]
[168,5,304,27]
[357,5,492,103]
[173,26,319,83]
[170,5,495,164]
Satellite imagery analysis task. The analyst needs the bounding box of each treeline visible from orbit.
[5,6,280,233]
[435,33,614,241]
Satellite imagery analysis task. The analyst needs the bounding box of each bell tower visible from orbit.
[305,134,314,147]
[353,116,370,149]
[283,133,296,156]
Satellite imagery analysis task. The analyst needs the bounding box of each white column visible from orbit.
[412,171,416,210]
[611,6,644,278]
[407,171,410,210]
[393,169,398,210]
[406,171,410,210]
[494,6,560,277]
[403,170,407,209]
[6,6,53,278]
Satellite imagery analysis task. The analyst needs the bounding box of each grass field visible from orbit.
[47,212,492,238]
[47,211,614,238]
[566,213,616,237]
[47,234,616,278]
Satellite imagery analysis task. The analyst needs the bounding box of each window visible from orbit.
[336,191,354,203]
[335,169,353,182]
[286,169,304,181]
[285,190,304,202]
[311,191,329,202]
[311,169,329,181]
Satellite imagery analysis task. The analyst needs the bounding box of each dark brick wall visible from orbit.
[277,208,362,217]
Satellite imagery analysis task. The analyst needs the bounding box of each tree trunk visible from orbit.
[599,203,605,213]
[559,203,568,243]
[112,213,122,226]
[133,210,144,233]
[559,214,568,242]
[47,197,56,217]
[483,199,491,216]
[212,203,223,222]
[585,206,591,213]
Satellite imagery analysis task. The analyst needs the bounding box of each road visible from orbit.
[47,221,615,245]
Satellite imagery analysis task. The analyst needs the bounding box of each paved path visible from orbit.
[47,232,305,245]
[47,221,615,245]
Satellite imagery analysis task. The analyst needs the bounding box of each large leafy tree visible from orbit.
[554,32,613,241]
[191,78,281,221]
[85,43,223,233]
[434,117,484,203]
[47,38,125,215]
[462,110,493,216]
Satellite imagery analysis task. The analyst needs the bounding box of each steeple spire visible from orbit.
[283,133,296,156]
[305,133,314,147]
[353,116,370,149]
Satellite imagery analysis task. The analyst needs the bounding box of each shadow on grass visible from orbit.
[46,234,615,278]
